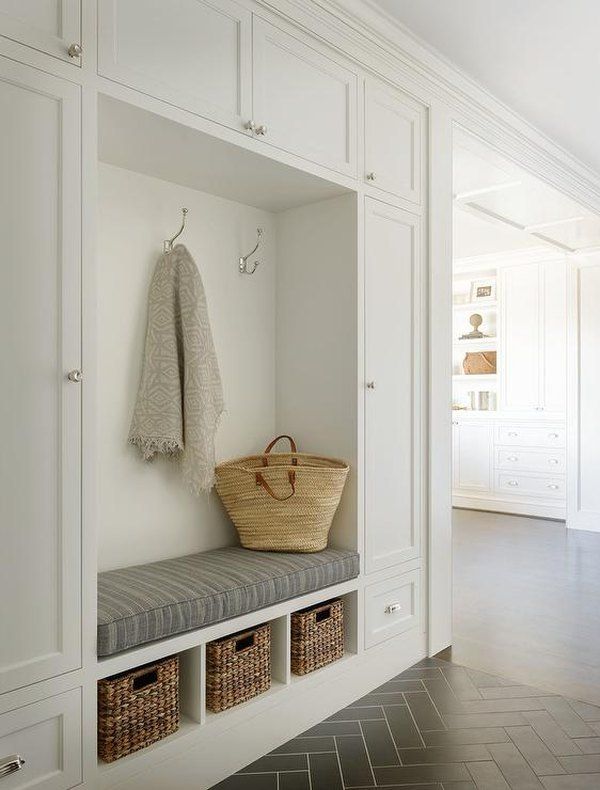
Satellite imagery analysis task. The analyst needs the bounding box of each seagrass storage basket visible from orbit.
[97,655,179,763]
[291,599,344,676]
[206,623,271,713]
[463,351,497,375]
[215,435,349,552]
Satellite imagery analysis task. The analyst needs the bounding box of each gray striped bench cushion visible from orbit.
[97,547,360,656]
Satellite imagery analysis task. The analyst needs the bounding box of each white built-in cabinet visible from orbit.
[0,0,81,63]
[98,0,252,131]
[500,261,567,414]
[98,3,358,176]
[364,198,421,573]
[364,78,423,203]
[452,420,493,494]
[0,57,81,696]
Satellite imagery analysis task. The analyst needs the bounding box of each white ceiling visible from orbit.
[372,0,600,175]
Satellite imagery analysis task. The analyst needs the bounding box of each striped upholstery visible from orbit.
[97,547,360,656]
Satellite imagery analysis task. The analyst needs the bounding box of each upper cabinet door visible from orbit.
[98,0,252,131]
[364,78,423,204]
[364,199,421,574]
[0,0,81,64]
[541,261,567,413]
[500,264,540,412]
[0,58,81,694]
[252,17,357,177]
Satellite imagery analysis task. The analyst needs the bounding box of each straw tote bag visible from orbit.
[215,435,349,552]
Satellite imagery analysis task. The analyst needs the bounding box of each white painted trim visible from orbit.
[453,499,566,521]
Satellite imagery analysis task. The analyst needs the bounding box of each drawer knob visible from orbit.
[507,480,519,487]
[385,602,402,614]
[67,43,82,58]
[507,456,519,462]
[255,124,268,136]
[366,380,376,390]
[549,433,559,439]
[244,120,256,132]
[0,755,25,778]
[67,369,83,383]
[549,459,559,465]
[547,484,559,490]
[508,431,518,437]
[366,172,377,181]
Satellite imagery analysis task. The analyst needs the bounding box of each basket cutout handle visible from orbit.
[132,668,158,692]
[255,470,296,501]
[315,606,332,623]
[235,633,255,652]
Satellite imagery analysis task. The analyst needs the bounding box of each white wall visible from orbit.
[97,164,277,569]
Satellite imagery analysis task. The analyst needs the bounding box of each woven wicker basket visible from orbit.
[291,599,344,676]
[463,351,497,375]
[206,623,271,713]
[97,655,179,763]
[215,435,349,552]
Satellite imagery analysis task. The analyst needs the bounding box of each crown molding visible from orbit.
[257,0,600,212]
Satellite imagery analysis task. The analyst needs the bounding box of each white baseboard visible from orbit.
[452,495,566,521]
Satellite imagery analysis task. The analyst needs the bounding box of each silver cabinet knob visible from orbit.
[67,369,83,383]
[508,431,518,437]
[385,603,402,614]
[366,172,376,181]
[0,755,25,778]
[366,381,376,389]
[507,456,519,462]
[67,43,82,58]
[549,458,559,465]
[547,484,559,490]
[507,480,519,487]
[452,420,458,425]
[255,124,267,136]
[548,433,559,439]
[244,120,256,132]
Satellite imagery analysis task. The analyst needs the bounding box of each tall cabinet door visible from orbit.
[0,58,81,694]
[364,199,421,574]
[0,1,81,63]
[541,261,567,413]
[500,264,540,412]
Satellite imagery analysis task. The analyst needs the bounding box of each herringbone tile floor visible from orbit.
[212,657,600,790]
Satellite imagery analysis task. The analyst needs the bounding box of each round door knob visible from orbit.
[67,43,82,58]
[366,172,376,181]
[67,369,82,383]
[366,381,376,389]
[255,124,268,136]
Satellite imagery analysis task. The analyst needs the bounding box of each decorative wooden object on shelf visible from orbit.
[291,599,344,676]
[460,313,488,340]
[206,624,271,713]
[463,351,497,375]
[97,656,179,763]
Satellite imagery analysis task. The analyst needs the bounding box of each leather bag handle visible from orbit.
[262,435,298,465]
[256,435,298,500]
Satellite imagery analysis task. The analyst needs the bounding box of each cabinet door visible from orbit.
[0,1,80,64]
[453,422,493,493]
[500,264,540,412]
[252,17,357,177]
[365,199,421,573]
[364,78,423,203]
[541,261,567,413]
[0,59,81,694]
[98,0,251,131]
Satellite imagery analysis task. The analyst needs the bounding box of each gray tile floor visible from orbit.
[211,657,600,789]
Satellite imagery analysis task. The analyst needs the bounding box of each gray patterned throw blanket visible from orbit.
[128,244,224,494]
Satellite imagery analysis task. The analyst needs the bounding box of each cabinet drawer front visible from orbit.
[495,472,565,499]
[365,570,420,649]
[0,1,80,64]
[0,689,81,790]
[496,424,566,448]
[98,0,252,130]
[364,79,423,203]
[496,448,566,473]
[252,17,357,177]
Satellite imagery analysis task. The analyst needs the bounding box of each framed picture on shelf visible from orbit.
[470,278,496,302]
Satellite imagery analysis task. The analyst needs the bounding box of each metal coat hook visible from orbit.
[239,228,263,275]
[164,208,188,253]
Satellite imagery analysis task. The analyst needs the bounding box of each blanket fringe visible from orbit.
[128,436,183,461]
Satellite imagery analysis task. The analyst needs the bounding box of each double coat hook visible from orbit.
[239,228,263,275]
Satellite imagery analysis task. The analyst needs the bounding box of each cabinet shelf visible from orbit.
[453,338,497,350]
[453,374,497,383]
[453,300,497,311]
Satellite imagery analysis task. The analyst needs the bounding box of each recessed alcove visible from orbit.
[97,95,359,571]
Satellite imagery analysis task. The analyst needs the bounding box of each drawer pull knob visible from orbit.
[67,369,82,383]
[508,480,519,487]
[67,42,82,58]
[549,433,559,439]
[508,456,519,462]
[548,484,559,490]
[255,123,268,136]
[366,381,376,389]
[366,171,377,181]
[0,755,25,779]
[549,459,559,465]
[385,603,402,614]
[508,431,518,437]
